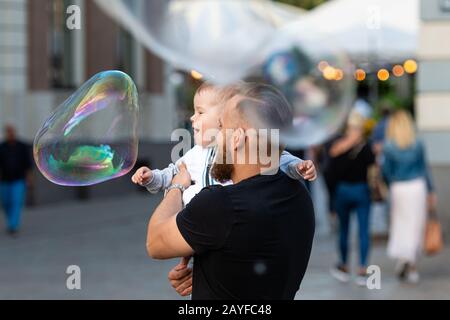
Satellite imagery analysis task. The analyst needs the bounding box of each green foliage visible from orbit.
[274,0,328,10]
[372,80,415,120]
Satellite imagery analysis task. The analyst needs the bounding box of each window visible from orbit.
[116,27,135,80]
[49,0,75,89]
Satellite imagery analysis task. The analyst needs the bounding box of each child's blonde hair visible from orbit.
[195,81,245,107]
[386,110,416,149]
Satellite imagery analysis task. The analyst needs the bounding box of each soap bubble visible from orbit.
[92,0,354,147]
[261,44,355,149]
[34,70,139,186]
[94,0,300,83]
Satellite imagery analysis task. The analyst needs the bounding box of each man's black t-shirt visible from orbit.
[0,141,32,182]
[176,171,315,300]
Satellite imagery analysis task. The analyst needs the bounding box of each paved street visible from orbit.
[0,191,449,300]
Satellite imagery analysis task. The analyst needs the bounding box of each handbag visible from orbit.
[424,210,444,256]
[367,165,388,202]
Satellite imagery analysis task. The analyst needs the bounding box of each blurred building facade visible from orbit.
[1,0,449,227]
[0,0,177,204]
[418,0,450,229]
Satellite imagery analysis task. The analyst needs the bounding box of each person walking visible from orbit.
[328,112,375,286]
[0,125,33,235]
[382,110,436,284]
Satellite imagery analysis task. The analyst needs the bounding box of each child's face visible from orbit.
[191,90,223,147]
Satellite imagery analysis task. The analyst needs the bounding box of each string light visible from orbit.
[323,66,337,80]
[334,68,344,81]
[354,69,366,81]
[377,69,390,81]
[404,59,418,74]
[392,65,405,77]
[317,61,329,72]
[191,70,203,80]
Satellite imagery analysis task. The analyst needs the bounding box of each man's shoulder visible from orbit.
[182,185,232,220]
[274,171,311,200]
[268,170,299,183]
[192,185,227,203]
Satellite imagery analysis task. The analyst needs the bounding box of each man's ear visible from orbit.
[232,128,246,151]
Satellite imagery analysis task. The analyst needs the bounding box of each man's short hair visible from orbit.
[234,83,293,131]
[196,81,293,131]
[226,82,293,156]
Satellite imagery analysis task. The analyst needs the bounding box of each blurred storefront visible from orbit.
[0,0,177,204]
[418,0,450,230]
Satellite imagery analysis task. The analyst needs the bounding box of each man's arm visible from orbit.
[146,164,194,260]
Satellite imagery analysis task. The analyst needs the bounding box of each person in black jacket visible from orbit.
[327,113,375,286]
[0,125,32,235]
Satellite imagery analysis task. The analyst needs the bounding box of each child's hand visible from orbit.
[131,166,153,186]
[297,160,317,181]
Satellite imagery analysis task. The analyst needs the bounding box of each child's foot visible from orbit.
[330,264,350,283]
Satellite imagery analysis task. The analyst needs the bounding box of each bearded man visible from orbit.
[146,82,315,300]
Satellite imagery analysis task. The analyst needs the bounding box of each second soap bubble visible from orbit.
[34,70,139,186]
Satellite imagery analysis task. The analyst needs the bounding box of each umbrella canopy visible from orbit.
[272,0,419,61]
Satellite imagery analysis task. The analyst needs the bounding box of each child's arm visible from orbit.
[144,163,178,194]
[280,151,317,181]
[142,147,197,193]
[280,151,304,180]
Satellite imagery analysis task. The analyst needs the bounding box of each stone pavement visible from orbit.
[0,192,449,300]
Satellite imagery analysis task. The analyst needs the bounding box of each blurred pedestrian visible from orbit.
[0,125,33,235]
[367,105,392,238]
[328,112,375,286]
[382,110,436,284]
[319,134,341,232]
[353,85,373,120]
[371,104,392,157]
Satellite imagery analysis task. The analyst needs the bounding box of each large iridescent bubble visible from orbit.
[93,0,354,148]
[261,41,355,149]
[34,70,139,186]
[94,0,301,83]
